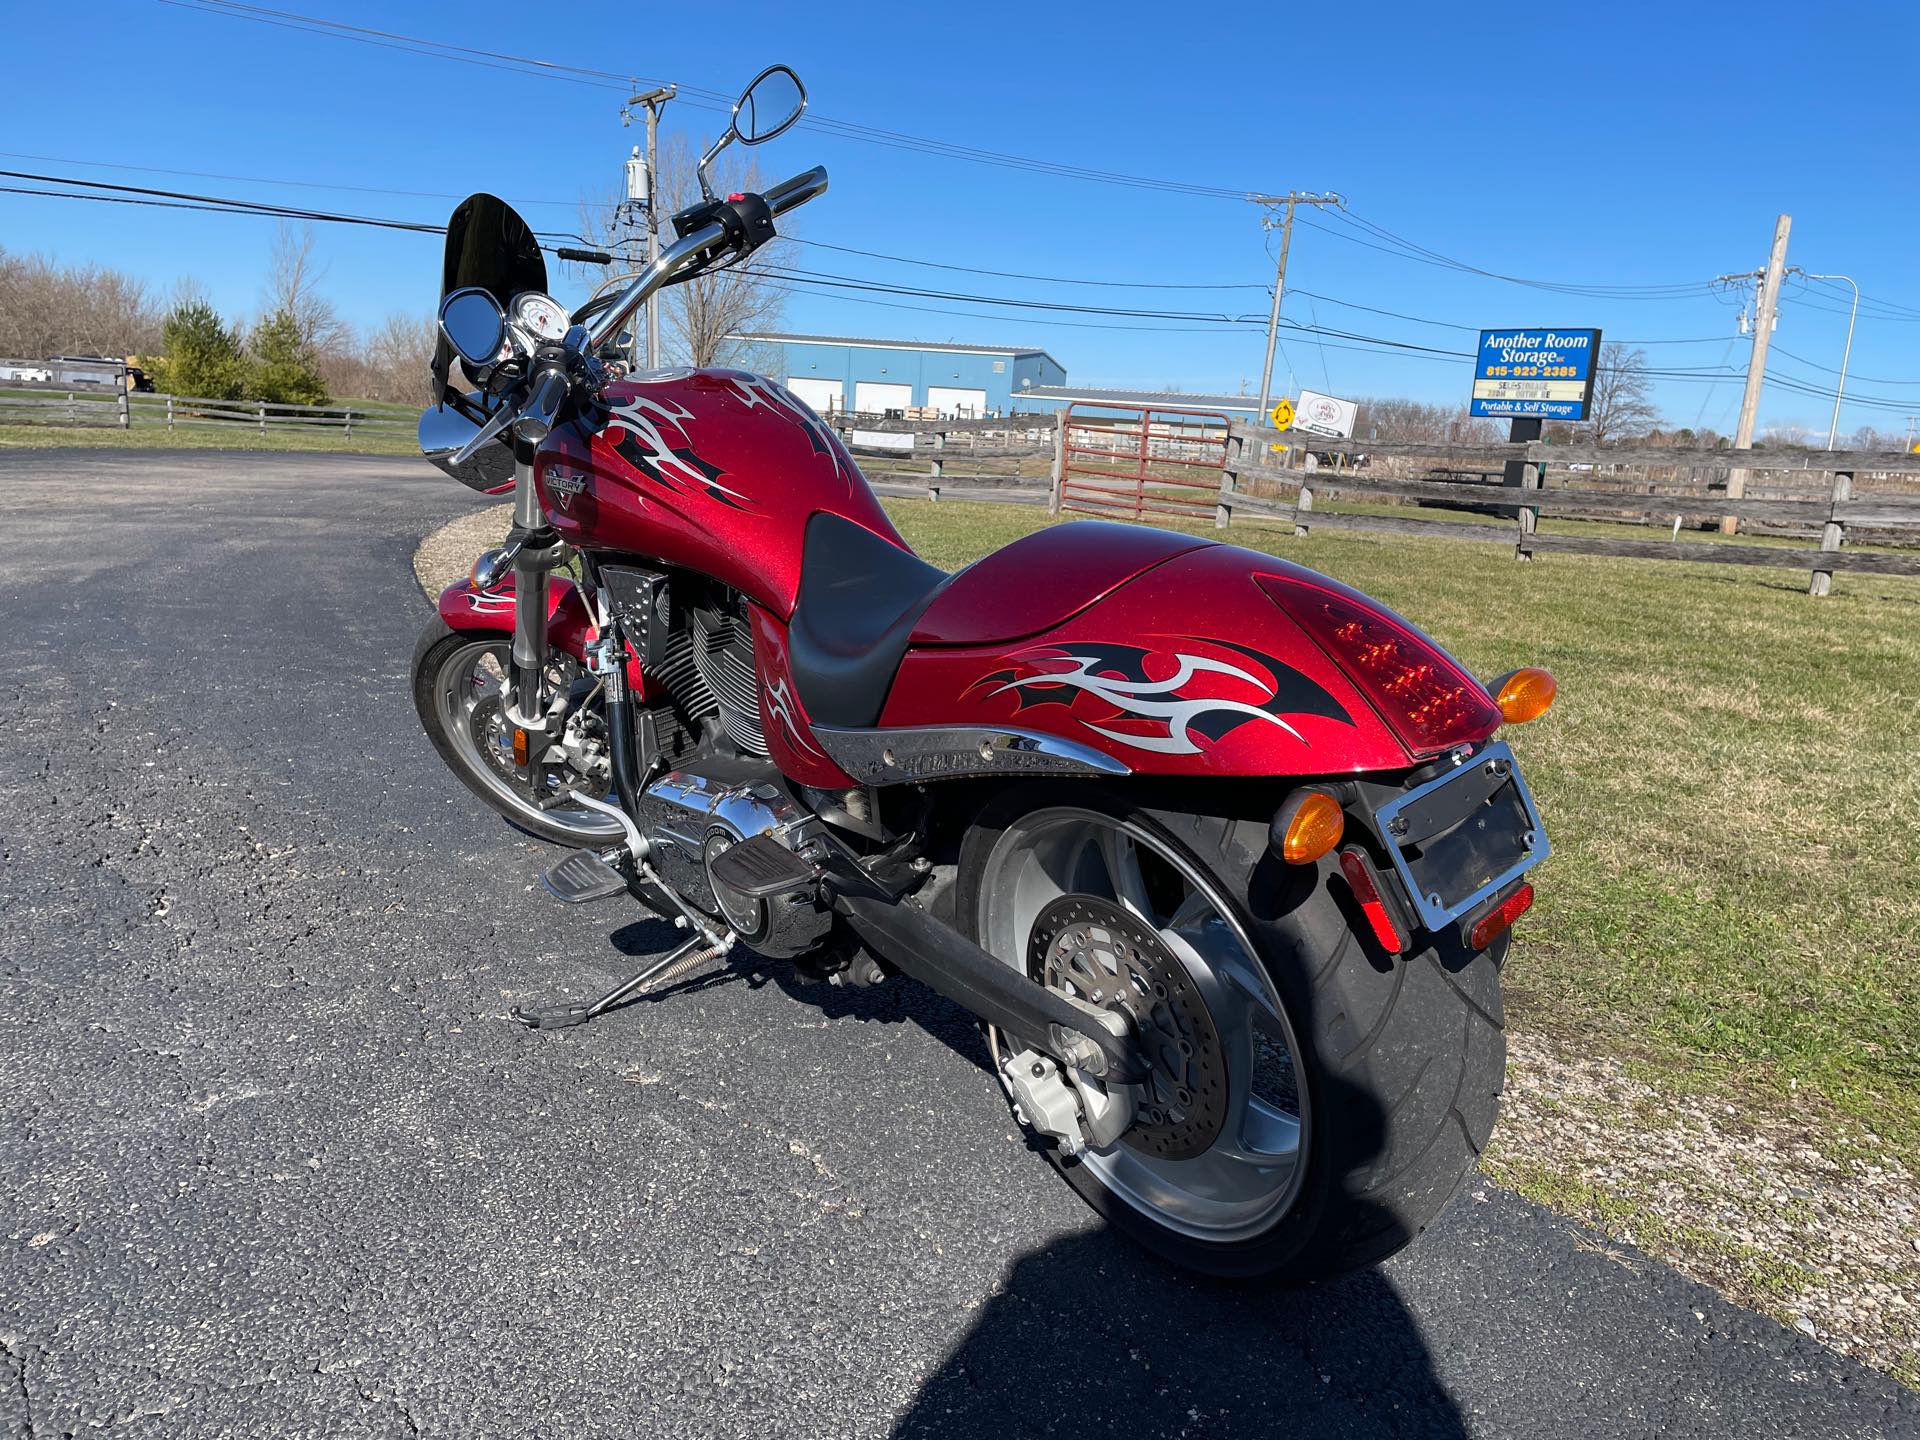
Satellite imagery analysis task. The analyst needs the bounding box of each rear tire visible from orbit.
[956,784,1505,1282]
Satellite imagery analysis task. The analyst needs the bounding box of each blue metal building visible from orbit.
[734,332,1066,417]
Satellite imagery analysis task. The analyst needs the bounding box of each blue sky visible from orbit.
[6,0,1918,436]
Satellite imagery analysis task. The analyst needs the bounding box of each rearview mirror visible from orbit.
[697,64,807,200]
[733,65,805,144]
[439,289,507,368]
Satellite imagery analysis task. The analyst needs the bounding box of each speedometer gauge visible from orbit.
[513,293,569,342]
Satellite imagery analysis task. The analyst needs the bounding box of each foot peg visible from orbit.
[541,848,629,904]
[707,833,818,897]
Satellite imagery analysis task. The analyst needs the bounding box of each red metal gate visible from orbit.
[1056,403,1232,523]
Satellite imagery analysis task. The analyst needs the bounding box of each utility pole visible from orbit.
[1248,191,1341,419]
[1717,213,1791,532]
[1799,271,1859,451]
[624,83,676,369]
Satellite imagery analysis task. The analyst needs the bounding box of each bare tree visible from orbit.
[265,224,349,358]
[0,247,161,359]
[364,313,440,405]
[1352,397,1502,444]
[1585,343,1660,445]
[575,134,790,368]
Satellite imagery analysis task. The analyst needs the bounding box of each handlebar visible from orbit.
[586,165,829,352]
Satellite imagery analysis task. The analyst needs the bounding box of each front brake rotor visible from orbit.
[1027,894,1226,1160]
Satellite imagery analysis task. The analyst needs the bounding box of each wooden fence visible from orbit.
[9,388,1917,594]
[1210,420,1920,595]
[810,410,1920,596]
[822,411,1056,504]
[0,386,415,438]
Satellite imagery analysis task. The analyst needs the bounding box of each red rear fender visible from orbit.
[880,544,1491,777]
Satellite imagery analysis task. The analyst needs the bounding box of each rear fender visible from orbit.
[879,544,1424,777]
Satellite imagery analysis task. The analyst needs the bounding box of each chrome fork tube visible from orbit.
[507,454,552,731]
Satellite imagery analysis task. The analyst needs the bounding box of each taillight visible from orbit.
[1258,573,1501,757]
[1468,882,1534,950]
[1336,847,1407,955]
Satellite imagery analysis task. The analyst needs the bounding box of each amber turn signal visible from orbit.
[1492,667,1557,726]
[1274,790,1346,865]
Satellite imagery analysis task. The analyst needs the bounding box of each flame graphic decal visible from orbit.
[602,392,754,510]
[722,372,852,490]
[971,640,1351,756]
[763,672,830,761]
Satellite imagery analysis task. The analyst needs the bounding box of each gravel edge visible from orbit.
[413,503,512,599]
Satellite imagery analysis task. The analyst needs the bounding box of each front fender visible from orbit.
[879,543,1423,777]
[436,575,597,665]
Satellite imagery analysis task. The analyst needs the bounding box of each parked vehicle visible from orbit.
[412,64,1556,1279]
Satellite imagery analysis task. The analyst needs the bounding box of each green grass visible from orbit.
[881,498,1920,1167]
[0,422,418,456]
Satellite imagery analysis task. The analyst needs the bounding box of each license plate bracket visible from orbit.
[1371,741,1548,934]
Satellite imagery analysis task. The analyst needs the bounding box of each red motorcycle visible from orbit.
[413,65,1556,1279]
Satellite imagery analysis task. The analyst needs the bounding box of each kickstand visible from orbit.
[511,931,733,1030]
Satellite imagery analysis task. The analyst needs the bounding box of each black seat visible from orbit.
[788,512,948,728]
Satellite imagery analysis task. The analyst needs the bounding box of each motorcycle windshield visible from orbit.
[441,192,547,307]
[430,193,548,403]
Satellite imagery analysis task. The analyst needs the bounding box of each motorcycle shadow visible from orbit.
[889,1228,1467,1439]
[604,918,996,1070]
[605,923,1467,1437]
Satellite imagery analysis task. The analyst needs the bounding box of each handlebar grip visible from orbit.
[764,166,829,217]
[555,246,614,265]
[516,365,571,443]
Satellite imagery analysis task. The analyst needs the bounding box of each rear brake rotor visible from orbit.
[1027,894,1226,1161]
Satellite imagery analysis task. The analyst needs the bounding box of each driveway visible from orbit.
[1,450,1913,1439]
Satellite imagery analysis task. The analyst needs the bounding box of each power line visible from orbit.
[0,172,445,235]
[138,0,1920,329]
[0,140,1772,350]
[12,169,1916,412]
[753,263,1258,324]
[789,238,1265,291]
[1296,211,1720,301]
[0,147,581,211]
[155,0,1249,199]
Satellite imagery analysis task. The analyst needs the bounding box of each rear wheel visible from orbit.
[957,786,1506,1281]
[411,620,623,846]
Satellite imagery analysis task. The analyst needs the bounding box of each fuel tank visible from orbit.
[536,367,902,616]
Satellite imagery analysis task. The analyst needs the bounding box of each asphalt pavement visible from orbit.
[2,450,1914,1439]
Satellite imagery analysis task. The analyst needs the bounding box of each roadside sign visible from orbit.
[1469,328,1601,421]
[1294,389,1357,439]
[1269,398,1295,430]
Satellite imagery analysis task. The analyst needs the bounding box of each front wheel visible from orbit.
[956,787,1506,1281]
[411,620,624,846]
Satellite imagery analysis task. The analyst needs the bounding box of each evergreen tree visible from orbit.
[248,307,330,406]
[152,299,248,399]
